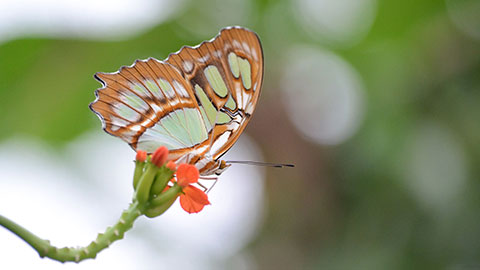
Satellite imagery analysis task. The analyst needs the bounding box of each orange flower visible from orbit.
[135,150,147,162]
[151,146,168,167]
[176,164,199,187]
[172,164,209,213]
[179,185,210,213]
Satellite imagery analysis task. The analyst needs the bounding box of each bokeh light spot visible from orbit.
[446,0,480,41]
[0,0,181,43]
[281,46,365,146]
[293,0,377,46]
[401,121,468,216]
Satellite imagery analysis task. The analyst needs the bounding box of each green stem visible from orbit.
[0,201,143,263]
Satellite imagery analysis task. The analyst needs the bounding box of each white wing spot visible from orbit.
[183,61,193,73]
[245,101,255,115]
[110,116,128,128]
[122,129,137,142]
[252,48,258,61]
[209,131,232,156]
[242,91,250,107]
[172,80,190,98]
[213,50,222,58]
[198,55,210,63]
[232,40,241,49]
[130,125,142,132]
[150,103,162,113]
[242,42,251,54]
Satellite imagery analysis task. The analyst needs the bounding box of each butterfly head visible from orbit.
[215,160,231,175]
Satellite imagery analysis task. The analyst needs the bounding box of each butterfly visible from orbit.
[89,26,263,176]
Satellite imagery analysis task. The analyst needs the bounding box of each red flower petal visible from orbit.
[176,164,199,187]
[179,194,205,213]
[179,185,210,213]
[151,146,168,167]
[184,185,210,205]
[135,150,147,162]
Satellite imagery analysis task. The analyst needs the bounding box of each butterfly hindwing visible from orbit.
[91,58,209,158]
[90,26,263,163]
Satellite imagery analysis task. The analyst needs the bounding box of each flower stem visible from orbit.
[0,201,142,263]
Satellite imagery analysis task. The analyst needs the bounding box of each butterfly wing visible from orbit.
[90,26,263,162]
[166,26,263,160]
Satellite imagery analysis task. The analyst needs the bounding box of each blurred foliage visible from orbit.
[1,0,479,269]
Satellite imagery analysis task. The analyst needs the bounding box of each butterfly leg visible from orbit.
[206,178,218,194]
[197,175,219,193]
[196,181,208,192]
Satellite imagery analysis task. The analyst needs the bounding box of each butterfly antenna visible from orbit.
[225,161,295,168]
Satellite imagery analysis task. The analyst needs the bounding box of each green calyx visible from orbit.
[151,184,182,207]
[134,163,158,204]
[134,160,177,205]
[133,160,146,189]
[144,184,182,218]
[150,167,175,195]
[135,161,181,218]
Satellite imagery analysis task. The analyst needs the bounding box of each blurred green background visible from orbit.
[1,0,479,268]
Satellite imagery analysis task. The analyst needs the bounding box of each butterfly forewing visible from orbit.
[166,27,263,160]
[90,26,263,166]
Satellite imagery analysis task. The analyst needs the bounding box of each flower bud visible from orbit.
[151,146,168,167]
[135,150,147,162]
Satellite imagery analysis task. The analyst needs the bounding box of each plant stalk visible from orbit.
[0,201,142,263]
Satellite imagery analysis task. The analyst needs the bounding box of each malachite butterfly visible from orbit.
[90,26,263,176]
